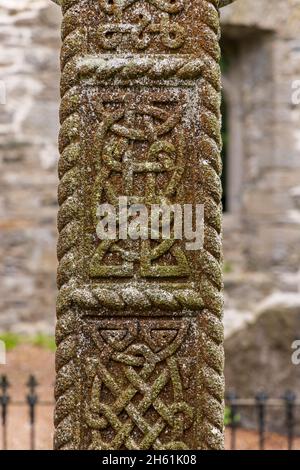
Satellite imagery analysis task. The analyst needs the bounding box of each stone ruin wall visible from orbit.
[0,0,61,334]
[221,0,300,406]
[222,0,300,272]
[221,0,300,337]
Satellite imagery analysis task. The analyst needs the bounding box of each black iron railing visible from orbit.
[226,392,300,450]
[0,375,53,450]
[1,375,299,450]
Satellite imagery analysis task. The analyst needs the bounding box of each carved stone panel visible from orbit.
[55,0,224,450]
[80,318,197,449]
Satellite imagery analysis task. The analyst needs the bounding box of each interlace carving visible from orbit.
[97,0,185,51]
[84,319,194,450]
[89,93,190,279]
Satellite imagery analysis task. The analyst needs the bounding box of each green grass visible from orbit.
[0,333,56,352]
[30,333,56,352]
[0,332,22,350]
[30,333,56,351]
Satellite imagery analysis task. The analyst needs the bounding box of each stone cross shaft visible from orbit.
[54,0,225,450]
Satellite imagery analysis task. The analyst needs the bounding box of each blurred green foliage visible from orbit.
[0,332,56,352]
[224,406,241,426]
[0,332,21,350]
[223,261,233,274]
[30,333,56,351]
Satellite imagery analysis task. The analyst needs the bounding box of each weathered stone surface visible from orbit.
[54,0,224,451]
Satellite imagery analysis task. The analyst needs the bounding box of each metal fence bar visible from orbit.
[26,376,38,451]
[0,376,10,451]
[255,392,268,450]
[226,398,300,407]
[226,392,238,451]
[284,391,296,451]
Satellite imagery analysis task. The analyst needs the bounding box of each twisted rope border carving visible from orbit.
[197,0,225,450]
[77,56,204,81]
[57,285,204,313]
[54,0,87,450]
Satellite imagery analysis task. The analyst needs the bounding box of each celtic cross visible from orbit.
[52,0,234,450]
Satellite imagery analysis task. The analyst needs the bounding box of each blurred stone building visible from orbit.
[0,0,300,398]
[0,0,60,334]
[221,0,300,399]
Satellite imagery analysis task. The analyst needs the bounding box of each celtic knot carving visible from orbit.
[84,319,194,450]
[88,91,190,279]
[97,0,186,51]
[98,0,184,15]
[99,13,185,50]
